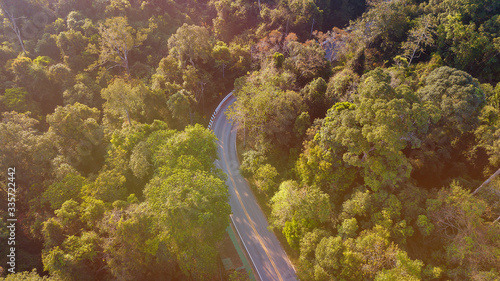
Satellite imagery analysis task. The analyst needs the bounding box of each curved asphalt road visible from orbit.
[212,95,297,281]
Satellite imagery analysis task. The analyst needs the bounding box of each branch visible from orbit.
[492,215,500,226]
[106,63,122,71]
[472,167,500,195]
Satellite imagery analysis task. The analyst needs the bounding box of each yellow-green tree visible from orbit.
[89,16,146,75]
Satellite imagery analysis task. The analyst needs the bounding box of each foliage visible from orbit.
[1,0,500,279]
[88,17,147,75]
[144,168,230,279]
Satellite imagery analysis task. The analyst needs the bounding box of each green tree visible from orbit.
[62,74,101,107]
[100,79,144,128]
[81,169,127,203]
[153,124,217,172]
[254,163,278,193]
[210,0,258,42]
[418,66,485,135]
[144,169,230,279]
[271,180,330,248]
[228,80,306,148]
[301,77,329,119]
[401,14,436,66]
[325,68,359,103]
[167,89,191,128]
[0,0,26,54]
[100,203,178,280]
[0,112,54,205]
[426,181,500,279]
[311,69,427,191]
[167,23,212,67]
[46,103,103,172]
[42,232,102,281]
[297,228,330,280]
[89,17,146,75]
[284,39,330,84]
[1,87,30,113]
[56,30,91,71]
[43,173,86,210]
[0,269,58,280]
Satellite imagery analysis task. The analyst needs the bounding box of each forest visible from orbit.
[0,0,500,280]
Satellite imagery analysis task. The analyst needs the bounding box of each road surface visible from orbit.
[211,95,297,281]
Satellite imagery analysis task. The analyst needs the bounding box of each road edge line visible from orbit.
[230,215,263,281]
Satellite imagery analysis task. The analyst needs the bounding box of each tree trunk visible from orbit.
[125,108,132,126]
[124,49,130,76]
[492,215,500,225]
[1,3,26,54]
[472,167,500,195]
[310,18,315,38]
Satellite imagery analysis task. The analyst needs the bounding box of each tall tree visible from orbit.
[401,14,436,66]
[100,79,143,128]
[144,169,230,279]
[167,23,212,68]
[89,17,146,75]
[0,0,26,54]
[46,103,104,172]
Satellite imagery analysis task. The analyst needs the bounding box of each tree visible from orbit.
[310,69,427,191]
[314,236,344,280]
[0,111,54,205]
[56,30,91,71]
[34,32,59,59]
[210,0,258,42]
[167,89,191,128]
[81,169,127,203]
[66,11,85,31]
[349,0,411,53]
[46,103,104,172]
[0,0,26,54]
[227,79,306,148]
[1,87,30,112]
[89,17,146,75]
[128,141,152,180]
[418,66,485,134]
[271,180,330,248]
[144,169,230,279]
[43,173,86,210]
[167,23,212,68]
[62,74,101,107]
[271,181,330,229]
[325,68,359,103]
[100,78,144,128]
[401,14,436,66]
[212,41,231,78]
[154,124,217,172]
[284,39,330,85]
[436,13,499,79]
[254,163,278,193]
[474,104,500,169]
[100,203,178,280]
[42,231,103,281]
[301,77,330,119]
[0,269,58,280]
[297,228,330,280]
[426,181,500,279]
[374,251,423,280]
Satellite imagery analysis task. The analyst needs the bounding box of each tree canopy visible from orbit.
[1,0,500,280]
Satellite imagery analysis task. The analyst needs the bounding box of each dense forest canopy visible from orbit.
[0,0,500,280]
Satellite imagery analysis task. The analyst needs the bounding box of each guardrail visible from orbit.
[208,91,234,130]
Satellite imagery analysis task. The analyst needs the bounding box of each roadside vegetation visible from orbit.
[1,0,500,280]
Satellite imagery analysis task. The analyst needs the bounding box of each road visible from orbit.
[211,95,297,281]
